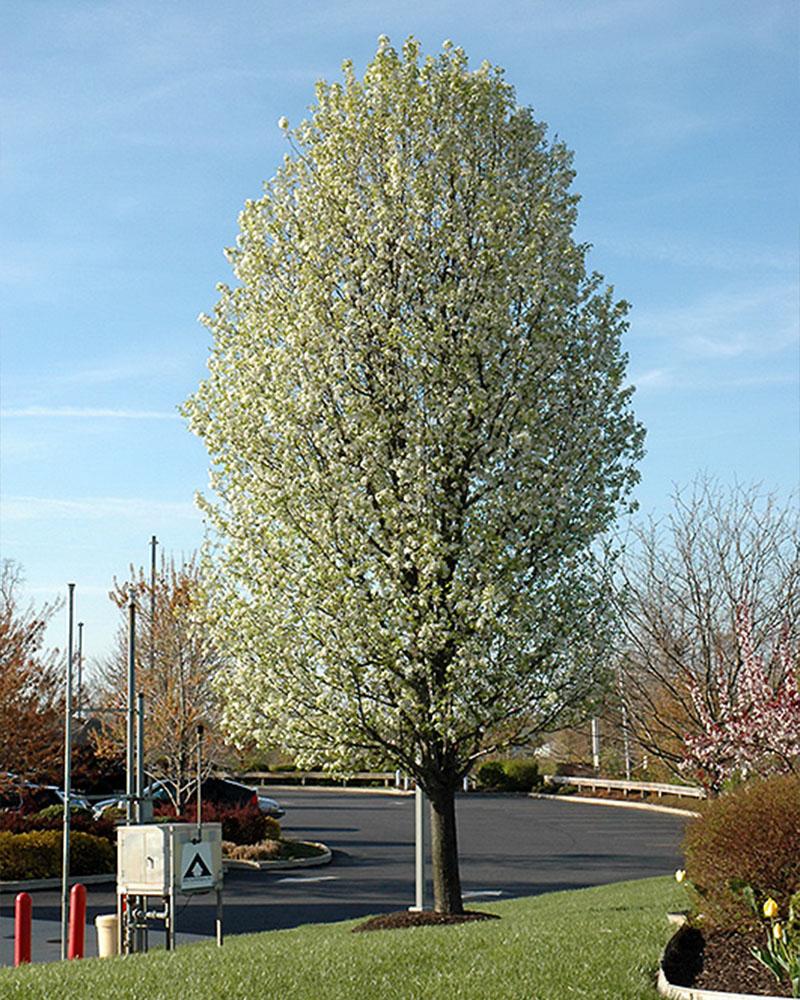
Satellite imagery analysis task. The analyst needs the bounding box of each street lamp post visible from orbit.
[60,583,76,961]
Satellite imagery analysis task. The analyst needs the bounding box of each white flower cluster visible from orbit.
[185,36,643,785]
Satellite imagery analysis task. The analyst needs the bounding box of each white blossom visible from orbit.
[184,36,643,911]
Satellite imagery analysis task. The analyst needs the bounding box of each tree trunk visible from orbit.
[428,784,464,914]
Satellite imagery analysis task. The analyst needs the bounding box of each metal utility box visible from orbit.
[117,823,223,896]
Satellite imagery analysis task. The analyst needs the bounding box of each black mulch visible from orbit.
[352,910,500,933]
[662,923,791,997]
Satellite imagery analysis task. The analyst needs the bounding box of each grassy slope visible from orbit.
[0,877,683,1000]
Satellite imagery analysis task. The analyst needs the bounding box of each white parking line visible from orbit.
[276,875,339,883]
[462,889,504,898]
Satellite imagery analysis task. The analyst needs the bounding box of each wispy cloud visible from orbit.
[630,369,798,393]
[0,496,199,522]
[596,234,794,275]
[0,259,37,285]
[633,282,799,358]
[1,406,181,420]
[4,347,201,393]
[629,368,673,389]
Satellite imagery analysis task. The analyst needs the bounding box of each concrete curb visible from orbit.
[224,842,332,871]
[266,783,698,816]
[257,784,413,797]
[657,963,784,1000]
[528,791,700,818]
[0,873,115,893]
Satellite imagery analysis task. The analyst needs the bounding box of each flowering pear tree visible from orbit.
[185,37,644,913]
[682,604,800,790]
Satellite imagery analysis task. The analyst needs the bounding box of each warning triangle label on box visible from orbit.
[180,840,215,891]
[184,852,212,880]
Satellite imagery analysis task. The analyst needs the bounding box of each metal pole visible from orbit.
[75,622,84,722]
[61,582,75,961]
[411,784,428,911]
[196,724,204,841]
[126,589,136,826]
[136,692,145,823]
[621,703,632,781]
[149,536,157,672]
[618,667,632,782]
[591,718,600,773]
[167,888,175,950]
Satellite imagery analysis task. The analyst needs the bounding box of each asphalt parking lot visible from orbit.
[0,790,688,966]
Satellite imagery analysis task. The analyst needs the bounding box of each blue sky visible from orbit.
[1,0,798,668]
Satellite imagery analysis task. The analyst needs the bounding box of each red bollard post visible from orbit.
[68,883,87,959]
[14,892,32,966]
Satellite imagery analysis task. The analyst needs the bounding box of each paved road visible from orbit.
[0,791,687,966]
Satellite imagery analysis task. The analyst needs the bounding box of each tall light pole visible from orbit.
[126,588,136,826]
[60,583,75,960]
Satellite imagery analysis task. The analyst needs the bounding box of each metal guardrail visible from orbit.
[236,769,705,799]
[543,775,706,799]
[238,770,400,788]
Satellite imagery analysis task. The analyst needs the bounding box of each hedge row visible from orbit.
[476,758,542,792]
[0,805,116,843]
[0,830,115,881]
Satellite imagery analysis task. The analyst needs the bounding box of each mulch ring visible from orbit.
[352,910,500,933]
[662,923,791,997]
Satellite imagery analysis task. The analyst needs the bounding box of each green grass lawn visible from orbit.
[0,876,683,1000]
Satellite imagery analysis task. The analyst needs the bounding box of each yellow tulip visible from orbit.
[763,897,779,919]
[675,869,686,883]
[773,922,783,941]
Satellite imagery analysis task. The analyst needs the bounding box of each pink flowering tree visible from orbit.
[682,604,800,790]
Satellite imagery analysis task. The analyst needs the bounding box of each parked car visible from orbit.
[0,778,90,813]
[93,778,284,820]
[27,785,91,812]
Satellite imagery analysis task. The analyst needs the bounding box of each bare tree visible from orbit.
[617,477,800,776]
[95,555,226,812]
[0,560,63,789]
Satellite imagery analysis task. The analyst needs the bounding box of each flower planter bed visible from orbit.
[660,924,790,999]
[223,840,331,870]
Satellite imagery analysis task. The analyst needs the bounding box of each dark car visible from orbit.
[93,778,284,819]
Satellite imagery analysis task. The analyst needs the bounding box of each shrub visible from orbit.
[32,804,90,822]
[225,839,325,862]
[69,831,115,876]
[476,761,506,790]
[228,840,282,861]
[683,773,800,930]
[157,799,280,845]
[0,830,114,880]
[0,806,116,843]
[476,758,540,792]
[502,759,540,792]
